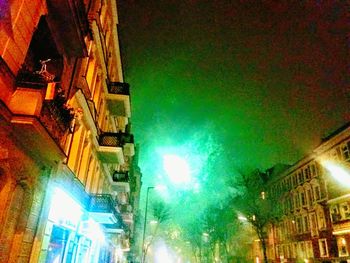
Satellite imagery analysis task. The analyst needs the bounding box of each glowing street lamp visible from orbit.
[150,220,158,225]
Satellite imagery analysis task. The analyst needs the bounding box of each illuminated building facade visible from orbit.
[263,123,350,263]
[0,0,140,262]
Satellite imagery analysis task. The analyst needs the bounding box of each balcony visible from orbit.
[332,219,350,235]
[105,81,131,118]
[97,132,134,163]
[97,132,124,163]
[103,210,128,233]
[103,222,127,234]
[9,76,72,164]
[89,194,121,225]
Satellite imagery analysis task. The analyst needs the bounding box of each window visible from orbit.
[311,163,316,177]
[296,217,303,233]
[300,191,306,207]
[303,214,310,232]
[295,194,300,209]
[300,242,306,258]
[310,212,318,237]
[291,219,296,234]
[337,237,348,257]
[298,171,304,184]
[293,174,298,187]
[290,195,294,211]
[288,177,292,190]
[340,202,350,220]
[318,239,328,257]
[292,243,297,258]
[330,147,342,161]
[306,241,314,258]
[317,209,326,229]
[313,185,321,201]
[305,166,311,180]
[307,188,314,206]
[342,141,350,161]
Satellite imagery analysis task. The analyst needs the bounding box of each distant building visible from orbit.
[0,0,140,262]
[260,123,350,263]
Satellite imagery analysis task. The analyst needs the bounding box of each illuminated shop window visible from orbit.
[46,225,70,263]
[291,173,297,187]
[331,205,341,222]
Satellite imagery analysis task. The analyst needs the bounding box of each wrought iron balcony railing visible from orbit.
[16,68,48,88]
[98,132,123,147]
[89,194,119,219]
[39,98,74,149]
[65,176,90,210]
[107,81,130,95]
[98,132,134,147]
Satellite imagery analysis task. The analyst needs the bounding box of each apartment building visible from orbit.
[0,0,140,262]
[264,123,350,263]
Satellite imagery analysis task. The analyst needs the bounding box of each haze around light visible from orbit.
[118,0,349,242]
[163,154,191,185]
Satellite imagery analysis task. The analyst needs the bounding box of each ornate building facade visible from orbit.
[263,123,350,263]
[0,0,141,262]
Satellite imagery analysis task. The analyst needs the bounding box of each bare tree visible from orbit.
[182,221,205,263]
[142,200,171,263]
[229,169,283,263]
[201,202,241,263]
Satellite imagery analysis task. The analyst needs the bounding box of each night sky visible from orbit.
[118,1,349,219]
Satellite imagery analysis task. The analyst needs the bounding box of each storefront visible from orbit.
[39,187,108,263]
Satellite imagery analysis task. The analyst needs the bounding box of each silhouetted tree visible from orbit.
[182,221,205,263]
[229,169,283,263]
[142,200,171,263]
[202,202,240,263]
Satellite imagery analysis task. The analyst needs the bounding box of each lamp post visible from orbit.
[141,186,154,263]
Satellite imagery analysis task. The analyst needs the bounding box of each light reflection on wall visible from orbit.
[49,187,83,228]
[321,160,350,188]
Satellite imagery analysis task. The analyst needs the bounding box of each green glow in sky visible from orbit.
[118,1,349,232]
